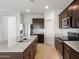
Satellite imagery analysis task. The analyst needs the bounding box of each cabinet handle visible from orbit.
[0,55,10,58]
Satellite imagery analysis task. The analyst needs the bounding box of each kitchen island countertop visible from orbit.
[0,35,37,52]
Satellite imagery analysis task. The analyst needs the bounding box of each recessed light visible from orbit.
[30,0,35,2]
[45,6,49,9]
[26,9,30,12]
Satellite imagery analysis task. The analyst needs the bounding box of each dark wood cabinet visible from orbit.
[23,49,30,59]
[31,34,44,43]
[64,43,71,59]
[23,38,37,59]
[59,0,79,28]
[64,43,79,59]
[72,0,79,28]
[32,18,44,28]
[55,37,64,55]
[38,34,44,43]
[59,8,69,28]
[0,52,23,59]
[59,14,62,28]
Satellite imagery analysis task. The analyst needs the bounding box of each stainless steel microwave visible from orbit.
[62,16,72,28]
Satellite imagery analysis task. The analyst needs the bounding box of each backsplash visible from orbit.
[32,29,44,34]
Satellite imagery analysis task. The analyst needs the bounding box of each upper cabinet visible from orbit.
[59,0,79,28]
[72,0,79,28]
[32,18,44,29]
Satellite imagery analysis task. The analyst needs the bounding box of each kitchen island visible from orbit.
[0,35,37,59]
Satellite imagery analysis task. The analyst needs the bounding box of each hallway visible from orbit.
[35,44,60,59]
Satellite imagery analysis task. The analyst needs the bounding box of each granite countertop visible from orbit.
[64,41,79,53]
[0,35,37,52]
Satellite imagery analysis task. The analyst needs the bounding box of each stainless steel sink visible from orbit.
[19,38,32,43]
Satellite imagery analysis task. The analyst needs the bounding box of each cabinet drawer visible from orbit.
[0,52,23,59]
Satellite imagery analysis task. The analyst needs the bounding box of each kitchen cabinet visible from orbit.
[31,34,44,43]
[55,37,64,55]
[64,43,70,59]
[72,0,79,28]
[59,8,69,28]
[0,37,37,59]
[64,43,79,59]
[59,14,62,28]
[32,18,44,28]
[0,52,23,59]
[38,34,44,43]
[23,38,37,59]
[24,49,30,59]
[59,0,79,28]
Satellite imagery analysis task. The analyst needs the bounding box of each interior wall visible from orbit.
[24,14,44,24]
[20,13,24,24]
[8,16,16,47]
[44,11,56,47]
[0,18,2,41]
[1,17,8,41]
[0,17,8,42]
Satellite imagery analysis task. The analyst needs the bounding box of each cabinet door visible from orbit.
[30,47,34,59]
[72,0,79,28]
[23,50,30,59]
[70,48,79,59]
[38,34,44,43]
[64,44,70,59]
[33,39,37,57]
[32,18,44,29]
[0,53,22,59]
[68,3,73,17]
[59,14,62,28]
[55,38,59,50]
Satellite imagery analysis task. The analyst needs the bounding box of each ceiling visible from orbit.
[0,0,73,15]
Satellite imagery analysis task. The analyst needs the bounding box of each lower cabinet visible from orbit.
[0,52,23,59]
[23,39,37,59]
[55,37,64,55]
[64,43,70,59]
[31,34,44,43]
[38,34,44,43]
[64,43,79,59]
[23,50,30,59]
[23,46,34,59]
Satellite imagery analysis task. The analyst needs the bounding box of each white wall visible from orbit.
[1,17,8,41]
[8,16,16,47]
[24,14,44,24]
[0,18,2,41]
[44,11,56,47]
[20,13,24,24]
